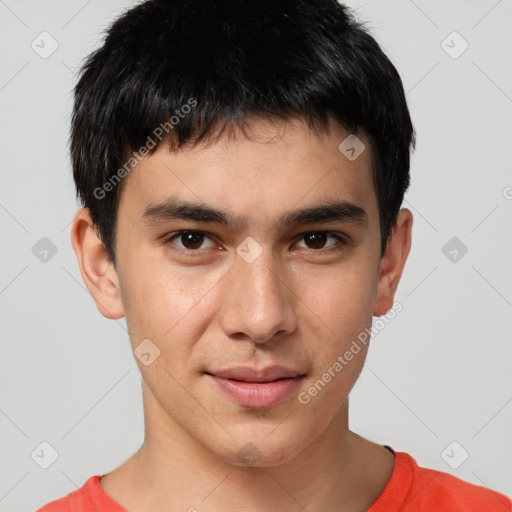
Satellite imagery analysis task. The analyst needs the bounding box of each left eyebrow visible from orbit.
[280,200,368,230]
[141,197,368,231]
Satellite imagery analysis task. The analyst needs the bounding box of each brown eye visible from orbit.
[165,231,216,251]
[295,232,346,252]
[180,232,204,250]
[303,232,329,249]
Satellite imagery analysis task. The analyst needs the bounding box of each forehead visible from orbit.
[118,116,378,232]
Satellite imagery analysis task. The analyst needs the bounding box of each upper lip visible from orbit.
[207,366,304,382]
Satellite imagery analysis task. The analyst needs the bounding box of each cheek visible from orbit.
[297,261,375,397]
[117,245,224,354]
[299,260,376,337]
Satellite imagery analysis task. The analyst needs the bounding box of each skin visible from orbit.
[71,115,413,512]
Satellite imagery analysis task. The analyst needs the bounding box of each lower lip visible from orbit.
[207,374,304,408]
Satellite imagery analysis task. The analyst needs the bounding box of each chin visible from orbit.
[210,425,308,469]
[225,445,296,468]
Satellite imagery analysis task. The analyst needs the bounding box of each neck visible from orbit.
[100,386,394,512]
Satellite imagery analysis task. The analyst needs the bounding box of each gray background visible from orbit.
[0,0,511,510]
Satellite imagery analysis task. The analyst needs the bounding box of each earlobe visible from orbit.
[373,208,413,317]
[70,208,125,320]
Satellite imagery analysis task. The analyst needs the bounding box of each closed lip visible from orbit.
[206,366,305,383]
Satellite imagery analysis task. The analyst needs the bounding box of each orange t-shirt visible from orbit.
[36,447,511,511]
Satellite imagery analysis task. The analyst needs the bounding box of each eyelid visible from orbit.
[294,230,350,244]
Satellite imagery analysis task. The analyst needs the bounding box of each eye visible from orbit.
[164,230,349,256]
[294,231,348,253]
[165,230,217,252]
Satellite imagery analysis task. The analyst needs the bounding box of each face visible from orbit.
[73,115,412,467]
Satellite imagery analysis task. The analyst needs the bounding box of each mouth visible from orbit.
[204,366,306,408]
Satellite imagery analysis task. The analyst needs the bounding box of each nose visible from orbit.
[218,245,297,344]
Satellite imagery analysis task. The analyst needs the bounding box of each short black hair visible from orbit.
[71,0,415,266]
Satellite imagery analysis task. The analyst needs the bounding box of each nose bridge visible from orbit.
[219,241,296,343]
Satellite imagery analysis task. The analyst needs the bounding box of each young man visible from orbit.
[38,0,511,510]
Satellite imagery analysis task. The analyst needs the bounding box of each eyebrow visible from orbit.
[141,198,368,232]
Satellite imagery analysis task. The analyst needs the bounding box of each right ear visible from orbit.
[70,208,125,320]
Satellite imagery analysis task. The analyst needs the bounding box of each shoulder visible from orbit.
[399,451,511,511]
[35,475,126,512]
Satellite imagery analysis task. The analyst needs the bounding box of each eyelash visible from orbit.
[163,230,349,256]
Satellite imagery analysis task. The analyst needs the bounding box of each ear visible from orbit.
[70,208,125,319]
[373,208,413,317]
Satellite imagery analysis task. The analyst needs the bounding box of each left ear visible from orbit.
[373,208,413,316]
